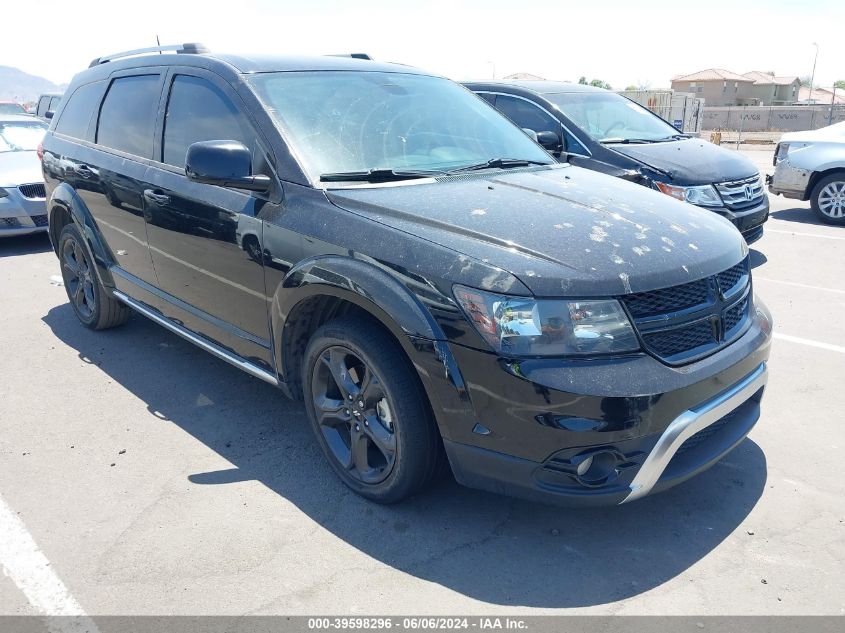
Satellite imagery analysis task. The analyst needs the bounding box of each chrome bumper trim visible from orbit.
[112,290,279,386]
[621,362,767,503]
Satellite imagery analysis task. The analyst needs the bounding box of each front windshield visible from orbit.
[0,121,47,153]
[248,71,553,180]
[0,103,27,115]
[545,92,680,143]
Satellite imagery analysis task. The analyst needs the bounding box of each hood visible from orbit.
[780,121,845,144]
[610,139,759,185]
[326,165,747,297]
[0,151,42,187]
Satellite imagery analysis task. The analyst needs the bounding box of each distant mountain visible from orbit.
[0,66,66,103]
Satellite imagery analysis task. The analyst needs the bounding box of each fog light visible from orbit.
[576,451,619,486]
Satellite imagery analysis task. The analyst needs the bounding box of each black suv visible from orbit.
[465,81,770,244]
[42,45,772,505]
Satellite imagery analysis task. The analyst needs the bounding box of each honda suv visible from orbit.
[41,45,772,505]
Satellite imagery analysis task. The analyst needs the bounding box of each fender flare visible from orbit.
[270,255,448,386]
[48,183,117,288]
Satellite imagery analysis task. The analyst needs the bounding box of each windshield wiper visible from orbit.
[598,137,661,145]
[446,157,552,174]
[319,168,445,183]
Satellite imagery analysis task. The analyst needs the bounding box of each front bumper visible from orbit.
[437,300,772,506]
[705,197,769,244]
[0,185,48,237]
[767,160,811,200]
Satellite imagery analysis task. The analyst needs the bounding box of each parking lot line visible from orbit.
[767,228,845,241]
[754,277,845,295]
[0,492,95,625]
[773,332,845,355]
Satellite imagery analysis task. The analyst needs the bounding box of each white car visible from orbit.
[768,120,845,224]
[0,115,49,237]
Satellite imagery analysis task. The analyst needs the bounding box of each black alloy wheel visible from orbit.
[311,345,397,484]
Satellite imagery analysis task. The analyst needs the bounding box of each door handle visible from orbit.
[143,189,171,205]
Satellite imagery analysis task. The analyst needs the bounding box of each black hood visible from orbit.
[326,165,748,297]
[610,139,759,185]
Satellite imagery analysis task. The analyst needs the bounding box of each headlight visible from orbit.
[655,182,723,207]
[774,142,790,165]
[453,285,640,356]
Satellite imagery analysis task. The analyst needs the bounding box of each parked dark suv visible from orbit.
[465,81,770,244]
[42,45,772,505]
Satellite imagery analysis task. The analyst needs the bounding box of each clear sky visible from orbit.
[2,0,842,89]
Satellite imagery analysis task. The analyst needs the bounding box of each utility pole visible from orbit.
[809,42,819,104]
[831,85,838,126]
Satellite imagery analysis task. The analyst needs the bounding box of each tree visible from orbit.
[835,80,845,90]
[625,85,639,91]
[800,76,813,88]
[578,76,588,85]
[589,79,612,90]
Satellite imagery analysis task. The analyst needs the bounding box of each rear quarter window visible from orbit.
[96,75,161,158]
[55,83,105,140]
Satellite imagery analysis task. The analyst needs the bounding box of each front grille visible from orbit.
[642,320,715,358]
[1,217,21,228]
[715,174,764,211]
[18,183,46,199]
[620,257,752,365]
[30,214,48,227]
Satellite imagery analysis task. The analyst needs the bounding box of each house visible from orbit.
[501,72,546,81]
[671,69,755,106]
[795,86,845,105]
[742,71,801,105]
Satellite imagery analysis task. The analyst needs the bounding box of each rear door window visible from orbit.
[96,75,161,158]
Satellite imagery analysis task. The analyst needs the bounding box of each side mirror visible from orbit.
[45,111,54,120]
[536,130,562,151]
[185,140,271,193]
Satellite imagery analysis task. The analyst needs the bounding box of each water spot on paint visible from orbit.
[682,265,689,273]
[661,236,675,247]
[589,226,608,242]
[619,272,632,293]
[670,224,687,234]
[585,248,591,253]
[662,246,672,252]
[471,209,486,216]
[597,220,611,228]
[525,270,536,277]
[688,243,699,250]
[632,246,646,256]
[635,232,647,240]
[610,254,625,265]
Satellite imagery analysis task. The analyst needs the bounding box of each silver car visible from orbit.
[0,115,49,237]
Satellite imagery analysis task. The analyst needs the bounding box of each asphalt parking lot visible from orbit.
[1,148,843,616]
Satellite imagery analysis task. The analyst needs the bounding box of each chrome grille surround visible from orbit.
[714,174,765,211]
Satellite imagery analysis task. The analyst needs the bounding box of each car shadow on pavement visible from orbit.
[43,304,767,609]
[769,206,831,228]
[0,233,52,257]
[749,249,767,269]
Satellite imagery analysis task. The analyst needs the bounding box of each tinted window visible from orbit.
[37,96,50,116]
[97,75,160,157]
[495,95,561,136]
[55,83,102,140]
[162,75,253,168]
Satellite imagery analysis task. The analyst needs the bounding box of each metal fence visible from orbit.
[702,105,845,132]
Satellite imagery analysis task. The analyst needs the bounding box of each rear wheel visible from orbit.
[811,173,845,225]
[302,315,440,503]
[58,223,130,330]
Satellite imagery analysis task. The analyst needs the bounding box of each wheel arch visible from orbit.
[807,167,845,199]
[270,255,447,400]
[48,183,116,288]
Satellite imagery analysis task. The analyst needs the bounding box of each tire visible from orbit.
[58,223,130,330]
[810,173,845,225]
[302,315,441,503]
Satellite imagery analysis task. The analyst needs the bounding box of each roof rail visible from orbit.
[89,43,209,68]
[328,53,372,60]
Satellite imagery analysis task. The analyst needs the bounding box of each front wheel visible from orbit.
[302,315,441,503]
[811,173,845,225]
